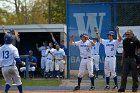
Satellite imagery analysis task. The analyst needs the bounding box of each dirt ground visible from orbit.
[0,90,139,93]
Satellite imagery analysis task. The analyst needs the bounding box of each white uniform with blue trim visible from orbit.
[91,42,100,71]
[101,39,120,77]
[0,44,22,85]
[74,40,94,78]
[39,46,47,69]
[52,48,65,72]
[45,48,55,72]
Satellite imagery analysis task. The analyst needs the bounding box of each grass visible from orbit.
[0,79,61,86]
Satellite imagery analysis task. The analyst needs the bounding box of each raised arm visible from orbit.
[15,31,20,42]
[2,25,7,34]
[116,26,122,42]
[50,32,56,42]
[69,35,75,46]
[94,27,100,42]
[36,43,40,51]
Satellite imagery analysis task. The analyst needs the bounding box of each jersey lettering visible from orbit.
[3,51,9,59]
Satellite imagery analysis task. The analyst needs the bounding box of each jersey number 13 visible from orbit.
[3,51,9,59]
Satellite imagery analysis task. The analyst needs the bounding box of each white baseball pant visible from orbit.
[104,56,116,77]
[41,57,47,69]
[2,66,22,86]
[92,55,100,71]
[55,60,65,72]
[20,66,36,72]
[78,58,94,78]
[45,58,54,72]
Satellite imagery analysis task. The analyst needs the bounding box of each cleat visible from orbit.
[132,89,137,92]
[104,85,110,90]
[118,89,125,92]
[73,86,80,91]
[89,86,95,91]
[112,85,118,90]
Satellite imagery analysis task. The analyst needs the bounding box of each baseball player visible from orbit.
[0,34,25,93]
[20,50,37,78]
[52,44,66,79]
[36,41,48,73]
[70,33,96,91]
[95,27,122,90]
[91,38,100,79]
[50,32,67,55]
[45,42,55,78]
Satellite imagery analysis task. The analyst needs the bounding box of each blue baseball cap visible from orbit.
[107,31,114,36]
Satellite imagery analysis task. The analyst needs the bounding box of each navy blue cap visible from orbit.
[107,31,114,36]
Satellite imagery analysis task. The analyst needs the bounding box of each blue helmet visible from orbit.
[9,29,15,33]
[4,34,14,44]
[107,31,114,36]
[80,33,88,37]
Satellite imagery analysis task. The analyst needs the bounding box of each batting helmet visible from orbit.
[4,33,14,44]
[107,31,115,36]
[9,29,15,33]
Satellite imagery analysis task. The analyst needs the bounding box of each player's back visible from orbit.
[0,44,17,67]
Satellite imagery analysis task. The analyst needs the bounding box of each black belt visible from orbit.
[83,57,91,59]
[107,56,114,57]
[42,56,45,57]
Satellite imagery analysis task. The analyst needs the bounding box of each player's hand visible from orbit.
[15,31,19,36]
[50,32,53,36]
[71,35,75,40]
[2,25,5,29]
[94,27,98,33]
[36,43,38,47]
[116,26,119,33]
[21,61,26,66]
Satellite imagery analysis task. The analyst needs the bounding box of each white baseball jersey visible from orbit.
[91,42,100,55]
[39,46,48,56]
[101,39,120,56]
[45,48,55,59]
[52,48,65,60]
[74,40,92,58]
[0,44,20,67]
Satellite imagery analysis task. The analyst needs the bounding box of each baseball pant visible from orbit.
[55,60,65,72]
[41,57,47,69]
[120,58,138,90]
[20,66,36,72]
[104,56,116,77]
[93,55,100,71]
[45,58,54,72]
[2,66,22,86]
[78,58,94,78]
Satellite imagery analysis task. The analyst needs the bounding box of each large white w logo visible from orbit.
[73,13,106,38]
